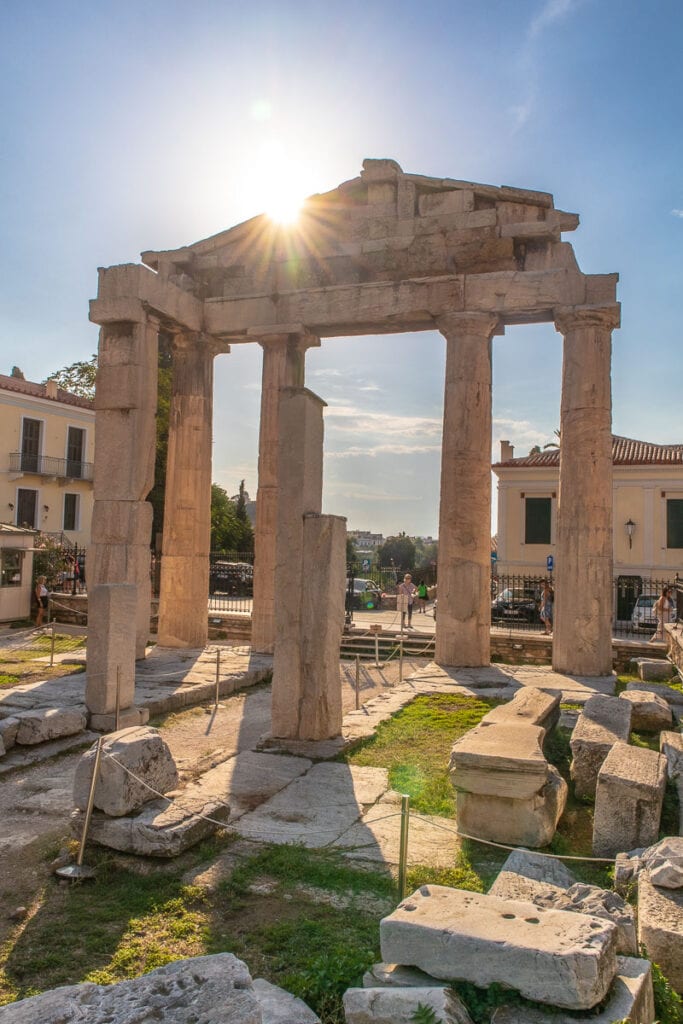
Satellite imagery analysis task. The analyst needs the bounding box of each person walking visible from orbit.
[417,579,429,613]
[540,580,554,635]
[651,586,674,642]
[34,576,49,627]
[397,573,417,630]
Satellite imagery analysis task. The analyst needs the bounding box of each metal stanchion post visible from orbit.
[399,635,404,682]
[398,793,410,901]
[355,654,360,710]
[56,736,103,881]
[374,633,380,668]
[215,648,221,707]
[115,667,121,732]
[50,623,56,668]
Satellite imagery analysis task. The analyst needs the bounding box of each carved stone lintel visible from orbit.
[436,311,503,339]
[554,303,621,334]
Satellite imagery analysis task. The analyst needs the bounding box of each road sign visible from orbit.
[546,555,554,572]
[362,558,371,571]
[491,551,497,562]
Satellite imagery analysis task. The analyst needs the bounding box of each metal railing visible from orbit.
[10,452,93,481]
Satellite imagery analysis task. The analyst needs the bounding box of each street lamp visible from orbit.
[625,518,636,550]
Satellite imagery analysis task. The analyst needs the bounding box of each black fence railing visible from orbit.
[491,573,680,638]
[35,543,86,594]
[10,452,93,481]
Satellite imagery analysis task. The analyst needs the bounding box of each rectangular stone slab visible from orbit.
[570,695,632,798]
[380,885,618,1010]
[449,722,548,798]
[593,742,667,857]
[482,687,561,733]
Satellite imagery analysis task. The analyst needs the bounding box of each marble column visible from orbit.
[553,304,619,676]
[86,307,159,727]
[157,332,227,648]
[251,329,320,654]
[435,312,501,667]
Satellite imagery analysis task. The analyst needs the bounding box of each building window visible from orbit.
[63,493,79,532]
[666,499,683,549]
[66,427,85,478]
[21,418,42,473]
[525,497,551,545]
[16,489,37,529]
[0,549,23,587]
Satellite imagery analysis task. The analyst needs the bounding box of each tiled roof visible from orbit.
[494,436,683,468]
[0,374,94,410]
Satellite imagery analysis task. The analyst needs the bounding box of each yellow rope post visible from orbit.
[398,793,411,901]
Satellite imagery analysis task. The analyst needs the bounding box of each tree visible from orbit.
[235,479,249,524]
[346,535,359,565]
[377,533,416,572]
[211,484,254,552]
[44,355,98,399]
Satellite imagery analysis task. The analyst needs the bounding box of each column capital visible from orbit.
[554,303,620,334]
[170,330,230,357]
[248,325,321,352]
[436,312,504,339]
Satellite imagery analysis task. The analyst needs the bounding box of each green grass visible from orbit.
[343,693,498,817]
[0,674,19,688]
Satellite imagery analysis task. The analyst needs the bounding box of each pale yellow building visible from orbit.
[0,371,95,545]
[493,436,683,581]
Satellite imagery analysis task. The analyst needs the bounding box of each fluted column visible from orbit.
[157,332,227,648]
[552,304,619,676]
[435,312,501,667]
[251,329,320,654]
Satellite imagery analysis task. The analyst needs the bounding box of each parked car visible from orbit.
[346,578,383,610]
[630,593,676,632]
[491,587,540,623]
[209,561,253,595]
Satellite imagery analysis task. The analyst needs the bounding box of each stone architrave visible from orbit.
[85,584,137,721]
[251,330,320,655]
[270,388,346,741]
[592,742,667,857]
[435,312,502,668]
[570,694,632,799]
[157,332,228,649]
[379,885,618,1010]
[449,722,549,799]
[482,687,561,732]
[552,305,619,677]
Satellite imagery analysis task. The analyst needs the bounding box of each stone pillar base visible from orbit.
[456,766,567,848]
[89,706,150,733]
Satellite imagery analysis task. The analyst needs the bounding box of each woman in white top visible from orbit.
[35,575,49,627]
[651,586,674,642]
[397,573,417,630]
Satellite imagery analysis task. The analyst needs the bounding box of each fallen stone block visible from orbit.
[638,872,683,994]
[481,687,561,733]
[492,955,654,1024]
[343,986,473,1024]
[15,707,87,746]
[632,658,676,682]
[660,730,683,775]
[489,874,636,955]
[449,722,548,799]
[0,736,4,757]
[619,690,673,732]
[0,716,19,750]
[72,726,179,817]
[71,780,230,857]
[252,978,320,1024]
[641,837,683,888]
[380,885,618,1010]
[593,742,666,857]
[455,764,566,847]
[626,680,683,704]
[570,695,632,798]
[0,953,260,1023]
[494,848,576,889]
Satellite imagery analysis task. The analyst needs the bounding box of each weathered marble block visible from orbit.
[449,722,548,799]
[570,695,632,798]
[73,726,178,816]
[638,873,683,994]
[379,885,618,1010]
[15,708,86,746]
[455,764,566,847]
[619,690,672,732]
[481,687,561,733]
[592,742,667,857]
[343,986,472,1024]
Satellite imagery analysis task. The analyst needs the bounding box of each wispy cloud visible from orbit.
[493,416,550,454]
[327,442,441,459]
[510,0,584,129]
[672,209,683,219]
[326,404,441,439]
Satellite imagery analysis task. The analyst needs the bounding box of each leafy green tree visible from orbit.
[44,355,98,399]
[211,484,254,552]
[377,533,416,572]
[346,535,359,565]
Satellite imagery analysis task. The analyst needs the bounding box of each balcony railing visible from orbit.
[9,452,94,481]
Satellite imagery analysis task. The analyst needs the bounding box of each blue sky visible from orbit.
[2,0,681,537]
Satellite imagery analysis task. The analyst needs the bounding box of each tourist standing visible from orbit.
[397,573,417,630]
[35,576,48,627]
[651,586,674,642]
[417,580,428,613]
[540,581,554,635]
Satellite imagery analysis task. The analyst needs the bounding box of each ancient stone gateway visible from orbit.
[87,158,619,730]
